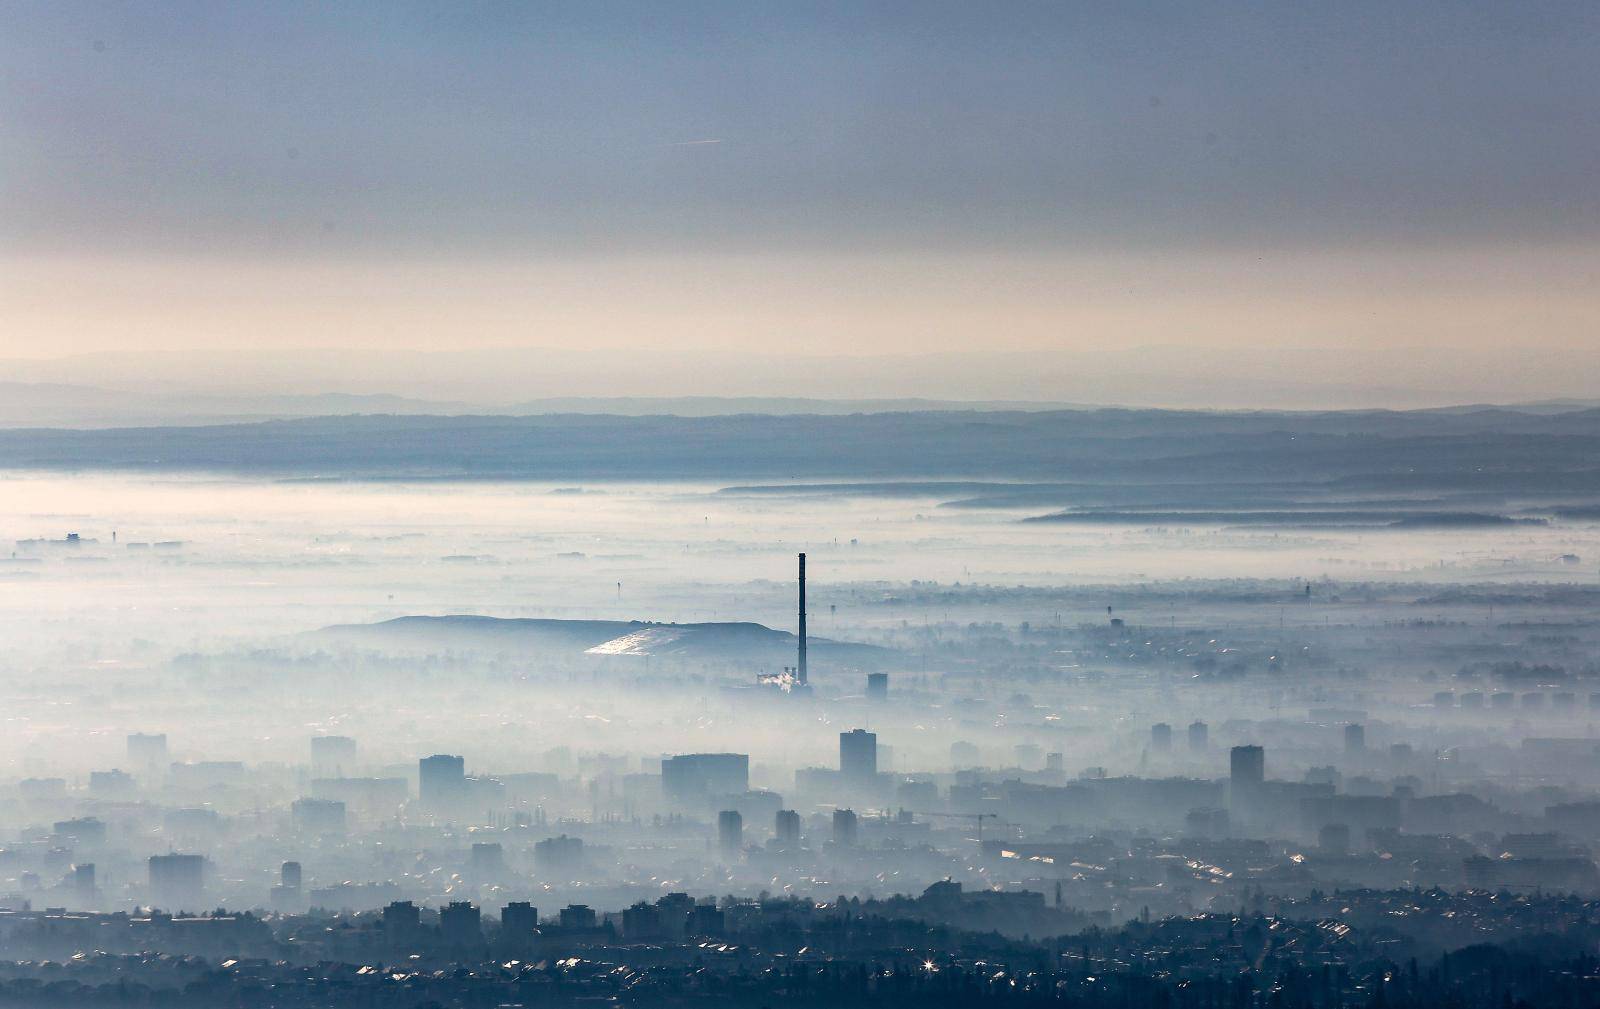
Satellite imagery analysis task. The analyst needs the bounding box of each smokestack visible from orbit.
[797,552,808,685]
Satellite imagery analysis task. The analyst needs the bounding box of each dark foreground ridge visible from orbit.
[0,887,1596,1008]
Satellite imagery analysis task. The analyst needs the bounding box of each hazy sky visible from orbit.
[2,1,1598,394]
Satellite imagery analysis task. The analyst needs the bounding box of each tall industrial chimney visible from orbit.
[797,552,808,685]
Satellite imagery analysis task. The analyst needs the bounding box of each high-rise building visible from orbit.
[717,809,743,854]
[1344,723,1366,754]
[840,729,877,783]
[1188,721,1209,751]
[471,842,505,875]
[833,807,859,846]
[501,902,538,939]
[419,754,466,812]
[72,863,95,902]
[440,901,483,947]
[291,797,347,834]
[383,901,421,946]
[148,853,204,908]
[534,834,584,874]
[559,904,597,929]
[1151,723,1173,751]
[127,733,168,769]
[280,861,302,891]
[774,808,801,848]
[661,753,749,802]
[311,735,357,776]
[866,673,889,702]
[1230,745,1265,792]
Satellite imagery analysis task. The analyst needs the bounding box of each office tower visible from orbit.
[311,735,357,775]
[281,861,302,891]
[661,753,749,802]
[840,729,877,783]
[1046,752,1065,773]
[1151,723,1173,751]
[866,672,888,701]
[832,807,859,846]
[1188,720,1209,751]
[501,902,538,939]
[1344,723,1366,753]
[775,808,801,848]
[419,754,466,812]
[717,810,743,854]
[148,853,205,908]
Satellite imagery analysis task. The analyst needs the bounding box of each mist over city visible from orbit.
[5,2,1600,1007]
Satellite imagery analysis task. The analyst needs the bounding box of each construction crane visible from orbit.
[908,810,1004,844]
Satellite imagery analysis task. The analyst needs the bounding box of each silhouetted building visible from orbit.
[559,904,596,929]
[718,809,743,854]
[291,797,347,834]
[470,842,505,875]
[775,808,801,848]
[1151,723,1172,751]
[501,901,538,942]
[1344,723,1366,754]
[622,900,663,939]
[311,735,356,776]
[53,817,106,845]
[89,769,136,799]
[840,728,877,783]
[440,901,482,947]
[866,672,889,701]
[1188,721,1209,750]
[71,863,95,902]
[661,753,749,801]
[687,902,725,936]
[1230,745,1264,800]
[534,834,584,874]
[281,861,302,890]
[1319,822,1352,854]
[383,901,420,945]
[127,733,168,769]
[419,754,466,813]
[148,853,204,908]
[833,807,859,846]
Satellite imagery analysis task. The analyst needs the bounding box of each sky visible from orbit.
[2,2,1598,402]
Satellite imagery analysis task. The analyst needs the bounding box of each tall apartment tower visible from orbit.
[1230,745,1265,792]
[774,809,801,848]
[717,810,743,854]
[840,729,878,783]
[419,754,466,812]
